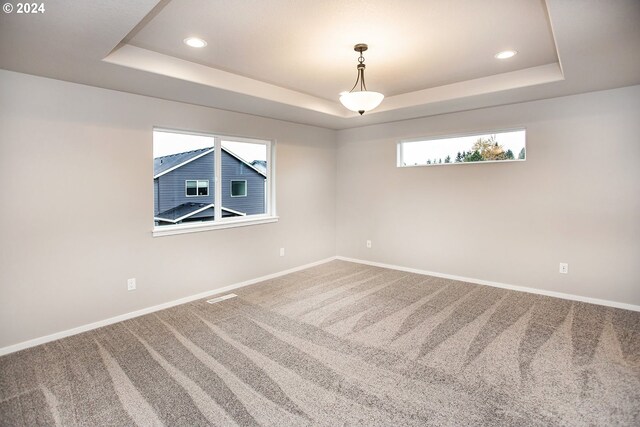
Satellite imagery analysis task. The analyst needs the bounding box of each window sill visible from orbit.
[152,215,279,237]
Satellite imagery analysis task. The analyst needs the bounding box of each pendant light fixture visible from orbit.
[339,44,384,115]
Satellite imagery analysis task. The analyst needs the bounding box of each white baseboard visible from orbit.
[0,256,337,357]
[3,254,636,357]
[336,256,640,312]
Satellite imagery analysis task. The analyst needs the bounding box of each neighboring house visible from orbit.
[154,147,266,225]
[251,160,267,174]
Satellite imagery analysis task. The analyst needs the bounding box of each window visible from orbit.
[231,180,247,197]
[186,180,209,196]
[397,129,526,167]
[153,129,276,236]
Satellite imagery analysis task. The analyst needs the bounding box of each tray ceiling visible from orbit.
[1,0,639,129]
[126,0,558,100]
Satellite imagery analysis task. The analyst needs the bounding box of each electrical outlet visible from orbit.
[279,247,285,257]
[366,240,372,249]
[559,263,568,274]
[127,278,136,291]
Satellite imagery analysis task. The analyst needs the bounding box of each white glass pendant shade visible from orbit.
[340,91,384,114]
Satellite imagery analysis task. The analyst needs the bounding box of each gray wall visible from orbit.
[1,69,638,350]
[336,85,640,306]
[0,70,337,348]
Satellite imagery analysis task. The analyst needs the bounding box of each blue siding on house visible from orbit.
[154,149,266,222]
[155,153,214,216]
[154,179,159,214]
[221,150,266,215]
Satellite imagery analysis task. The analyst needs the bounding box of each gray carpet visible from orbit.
[1,260,639,426]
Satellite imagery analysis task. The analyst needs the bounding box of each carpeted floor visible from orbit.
[1,260,639,426]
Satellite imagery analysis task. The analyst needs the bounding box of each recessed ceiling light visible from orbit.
[184,37,207,48]
[494,50,517,59]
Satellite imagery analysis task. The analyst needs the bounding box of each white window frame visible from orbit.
[185,179,209,197]
[230,180,247,197]
[397,127,526,168]
[153,128,277,237]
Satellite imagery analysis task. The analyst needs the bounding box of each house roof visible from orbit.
[154,202,245,223]
[251,160,267,174]
[154,146,266,179]
[155,202,214,223]
[154,147,214,178]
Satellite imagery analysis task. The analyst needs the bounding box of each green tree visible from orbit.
[518,147,526,159]
[455,152,462,162]
[426,159,431,165]
[471,135,507,160]
[444,155,451,163]
[505,149,514,160]
[464,150,484,162]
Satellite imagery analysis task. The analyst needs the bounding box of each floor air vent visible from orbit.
[207,293,237,304]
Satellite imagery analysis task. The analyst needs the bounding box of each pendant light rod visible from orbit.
[348,44,369,92]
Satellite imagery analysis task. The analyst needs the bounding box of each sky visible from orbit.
[153,129,522,167]
[400,130,526,166]
[153,130,267,163]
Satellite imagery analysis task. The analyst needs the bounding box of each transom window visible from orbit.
[398,129,526,167]
[186,180,209,196]
[231,180,247,197]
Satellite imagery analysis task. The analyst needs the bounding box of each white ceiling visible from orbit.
[1,0,639,129]
[127,0,558,100]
